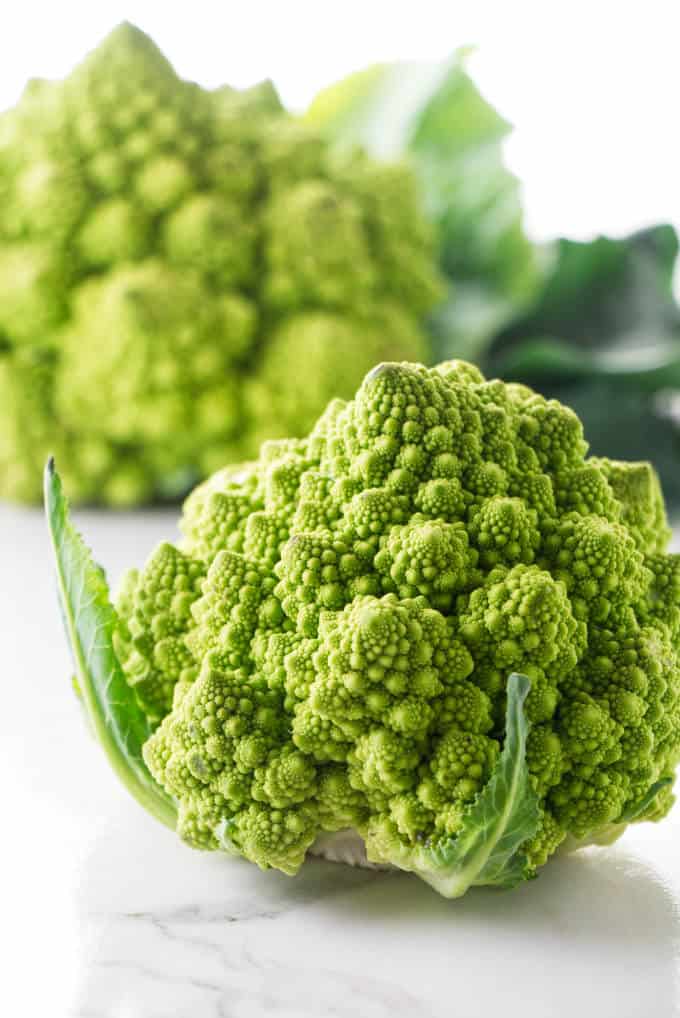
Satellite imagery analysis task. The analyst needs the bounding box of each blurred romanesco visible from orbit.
[0,23,441,505]
[48,359,680,897]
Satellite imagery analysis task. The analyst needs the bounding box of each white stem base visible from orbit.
[308,829,394,870]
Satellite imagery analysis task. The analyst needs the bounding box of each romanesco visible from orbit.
[47,360,680,898]
[1,23,441,505]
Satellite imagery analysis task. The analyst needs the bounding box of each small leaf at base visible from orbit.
[370,672,540,898]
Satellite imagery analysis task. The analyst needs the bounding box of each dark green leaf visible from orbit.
[484,225,680,507]
[487,226,680,374]
[44,458,177,829]
[488,335,680,385]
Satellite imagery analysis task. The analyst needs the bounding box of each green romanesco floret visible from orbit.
[590,458,671,555]
[0,23,441,505]
[113,543,205,721]
[90,359,680,894]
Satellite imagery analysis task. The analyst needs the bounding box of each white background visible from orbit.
[1,1,679,243]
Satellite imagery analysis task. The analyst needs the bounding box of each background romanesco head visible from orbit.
[0,23,441,505]
[108,359,679,885]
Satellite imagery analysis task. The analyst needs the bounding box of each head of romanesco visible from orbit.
[113,359,680,880]
[0,23,441,505]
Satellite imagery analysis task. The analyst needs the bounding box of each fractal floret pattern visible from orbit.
[114,360,680,879]
[0,24,441,504]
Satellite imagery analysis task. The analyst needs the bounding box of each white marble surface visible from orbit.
[2,502,680,1018]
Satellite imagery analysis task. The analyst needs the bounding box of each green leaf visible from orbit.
[379,673,539,898]
[307,52,540,354]
[485,225,680,508]
[487,226,680,376]
[619,777,674,823]
[44,458,177,829]
[487,335,680,385]
[306,59,463,159]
